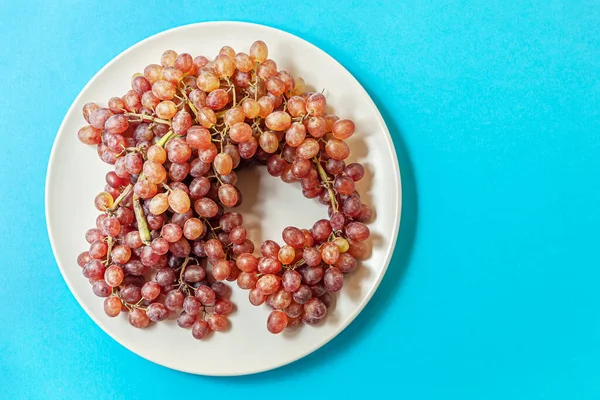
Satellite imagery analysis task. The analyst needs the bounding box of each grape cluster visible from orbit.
[76,41,372,338]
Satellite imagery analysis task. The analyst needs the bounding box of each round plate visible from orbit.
[46,21,401,376]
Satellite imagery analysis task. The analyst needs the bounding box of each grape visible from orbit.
[141,281,161,301]
[296,138,320,159]
[233,52,252,72]
[214,298,234,315]
[129,308,150,328]
[302,229,315,247]
[146,213,164,231]
[267,310,287,334]
[302,247,322,267]
[261,240,280,258]
[77,251,92,267]
[183,264,206,283]
[249,40,268,62]
[214,153,233,175]
[330,118,354,139]
[198,143,218,163]
[325,139,350,161]
[304,297,327,320]
[183,296,202,316]
[238,136,258,159]
[343,195,362,217]
[89,240,108,260]
[191,320,211,339]
[301,265,324,285]
[111,245,132,264]
[286,123,307,149]
[324,267,344,292]
[169,237,191,258]
[168,189,191,214]
[237,272,258,289]
[256,274,281,295]
[257,96,274,118]
[212,259,231,281]
[345,222,370,241]
[355,204,373,223]
[123,90,142,112]
[285,301,303,318]
[311,219,332,242]
[249,287,266,306]
[306,93,326,116]
[165,289,185,311]
[282,270,302,292]
[147,303,170,322]
[172,110,192,134]
[85,228,104,244]
[265,111,292,131]
[278,245,295,265]
[208,314,228,332]
[257,59,277,80]
[320,243,340,265]
[332,237,349,253]
[229,226,246,245]
[236,253,258,273]
[229,122,253,143]
[177,312,196,329]
[269,289,292,310]
[162,66,184,83]
[124,231,143,249]
[204,238,225,260]
[205,89,229,111]
[258,257,281,274]
[104,297,122,317]
[334,175,355,195]
[282,227,304,249]
[83,102,100,123]
[195,285,216,306]
[287,96,307,117]
[306,116,326,138]
[89,108,114,129]
[155,268,176,288]
[92,280,111,297]
[183,218,204,240]
[131,76,151,95]
[78,125,102,145]
[334,252,357,273]
[151,237,170,255]
[326,158,346,175]
[259,131,279,153]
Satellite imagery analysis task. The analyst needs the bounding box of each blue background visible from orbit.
[1,0,599,398]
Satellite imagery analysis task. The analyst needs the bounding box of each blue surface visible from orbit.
[1,0,599,398]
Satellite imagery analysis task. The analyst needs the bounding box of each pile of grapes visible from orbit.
[76,41,372,338]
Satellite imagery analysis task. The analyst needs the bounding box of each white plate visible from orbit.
[46,21,401,376]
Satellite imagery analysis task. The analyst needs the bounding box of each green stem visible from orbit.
[133,194,151,245]
[315,157,339,213]
[108,184,133,212]
[124,112,171,126]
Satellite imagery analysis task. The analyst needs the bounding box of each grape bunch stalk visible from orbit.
[76,40,373,338]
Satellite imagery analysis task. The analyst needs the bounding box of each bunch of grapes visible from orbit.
[76,41,372,338]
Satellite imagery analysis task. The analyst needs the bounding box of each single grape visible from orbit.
[267,310,288,334]
[177,312,197,329]
[258,256,282,274]
[183,296,202,316]
[78,125,102,145]
[192,320,211,339]
[325,139,350,161]
[237,271,258,289]
[208,314,228,332]
[332,119,355,139]
[104,297,122,318]
[306,93,326,116]
[212,259,232,281]
[324,267,344,292]
[278,245,295,265]
[282,227,305,249]
[129,308,150,328]
[256,274,281,295]
[195,285,216,306]
[214,298,234,315]
[165,289,185,311]
[141,282,161,301]
[296,138,320,159]
[345,222,371,241]
[249,287,266,306]
[147,303,170,322]
[282,269,302,292]
[301,265,324,285]
[183,264,206,283]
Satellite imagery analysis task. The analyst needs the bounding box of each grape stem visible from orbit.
[124,112,171,126]
[314,157,339,213]
[179,88,199,120]
[131,131,176,245]
[105,236,114,265]
[107,184,133,212]
[133,194,151,245]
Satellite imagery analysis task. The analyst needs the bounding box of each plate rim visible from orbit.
[45,20,402,376]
